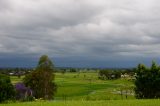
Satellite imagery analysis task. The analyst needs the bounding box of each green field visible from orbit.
[10,72,134,100]
[1,100,160,106]
[3,72,159,106]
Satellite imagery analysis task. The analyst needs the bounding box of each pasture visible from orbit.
[10,71,134,100]
[3,72,160,106]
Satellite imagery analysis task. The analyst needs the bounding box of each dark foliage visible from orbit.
[135,61,160,99]
[0,74,15,102]
[98,70,121,80]
[69,68,77,72]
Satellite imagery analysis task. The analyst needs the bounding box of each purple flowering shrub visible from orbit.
[15,83,34,101]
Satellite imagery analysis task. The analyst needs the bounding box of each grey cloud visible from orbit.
[0,0,160,67]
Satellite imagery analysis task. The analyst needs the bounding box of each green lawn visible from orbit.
[1,100,160,106]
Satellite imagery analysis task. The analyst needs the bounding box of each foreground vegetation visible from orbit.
[1,100,160,106]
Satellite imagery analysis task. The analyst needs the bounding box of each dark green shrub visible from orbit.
[0,74,15,103]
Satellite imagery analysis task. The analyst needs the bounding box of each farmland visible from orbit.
[10,71,134,100]
[0,71,159,106]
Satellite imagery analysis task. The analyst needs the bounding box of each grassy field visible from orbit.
[10,72,134,100]
[1,100,160,106]
[6,72,160,106]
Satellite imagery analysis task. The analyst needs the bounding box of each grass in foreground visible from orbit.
[1,100,160,106]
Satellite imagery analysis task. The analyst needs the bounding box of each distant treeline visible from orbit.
[0,67,135,76]
[58,67,135,70]
[98,68,135,80]
[0,67,34,75]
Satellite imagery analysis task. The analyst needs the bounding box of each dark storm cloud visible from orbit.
[0,0,160,67]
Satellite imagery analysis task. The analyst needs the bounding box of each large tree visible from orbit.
[135,61,160,99]
[24,55,57,100]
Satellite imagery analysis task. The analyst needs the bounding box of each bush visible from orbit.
[0,74,15,102]
[15,82,33,101]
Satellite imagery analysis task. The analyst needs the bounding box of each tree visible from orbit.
[135,61,160,99]
[0,74,15,102]
[23,55,57,100]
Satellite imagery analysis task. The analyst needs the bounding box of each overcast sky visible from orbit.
[0,0,160,68]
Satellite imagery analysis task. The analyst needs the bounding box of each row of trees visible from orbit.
[0,68,33,76]
[98,69,136,80]
[98,70,121,80]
